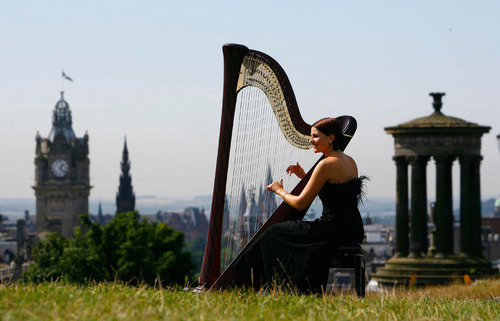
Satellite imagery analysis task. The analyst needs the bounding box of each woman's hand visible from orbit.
[286,162,305,179]
[267,179,284,194]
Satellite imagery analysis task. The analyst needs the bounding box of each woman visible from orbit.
[233,117,366,293]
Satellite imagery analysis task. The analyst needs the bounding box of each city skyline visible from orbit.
[1,1,500,205]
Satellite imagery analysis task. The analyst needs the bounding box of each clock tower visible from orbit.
[33,92,91,238]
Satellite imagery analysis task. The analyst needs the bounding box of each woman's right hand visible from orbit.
[286,162,305,179]
[267,179,284,194]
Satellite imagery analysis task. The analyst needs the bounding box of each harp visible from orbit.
[199,44,357,290]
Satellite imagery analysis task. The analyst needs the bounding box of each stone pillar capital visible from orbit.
[406,155,430,166]
[459,154,482,165]
[393,155,408,164]
[434,154,455,165]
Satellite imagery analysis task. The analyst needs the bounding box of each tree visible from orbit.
[24,212,194,286]
[185,235,207,274]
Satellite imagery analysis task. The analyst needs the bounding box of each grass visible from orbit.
[0,279,499,320]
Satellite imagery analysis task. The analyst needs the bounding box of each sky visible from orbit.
[1,1,500,206]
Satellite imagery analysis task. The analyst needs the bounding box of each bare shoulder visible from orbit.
[343,153,357,166]
[322,152,358,182]
[342,152,358,171]
[317,157,339,168]
[316,156,343,173]
[311,158,336,178]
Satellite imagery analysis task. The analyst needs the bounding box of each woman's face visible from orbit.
[309,127,333,154]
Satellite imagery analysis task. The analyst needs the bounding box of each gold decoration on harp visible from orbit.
[236,55,312,150]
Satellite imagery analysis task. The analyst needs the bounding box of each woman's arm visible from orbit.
[268,160,331,211]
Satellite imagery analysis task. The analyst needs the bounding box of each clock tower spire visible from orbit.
[48,91,76,143]
[33,92,91,238]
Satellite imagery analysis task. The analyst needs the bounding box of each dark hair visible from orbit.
[312,117,345,151]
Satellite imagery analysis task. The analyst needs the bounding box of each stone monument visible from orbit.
[373,93,498,286]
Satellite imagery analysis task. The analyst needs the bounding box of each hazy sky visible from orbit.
[1,1,499,204]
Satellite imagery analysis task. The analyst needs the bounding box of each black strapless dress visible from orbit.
[233,176,366,293]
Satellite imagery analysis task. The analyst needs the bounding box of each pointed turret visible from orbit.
[116,138,136,214]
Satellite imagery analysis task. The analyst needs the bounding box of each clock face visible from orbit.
[51,159,69,178]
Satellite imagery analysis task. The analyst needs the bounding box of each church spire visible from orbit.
[97,201,105,225]
[116,137,135,214]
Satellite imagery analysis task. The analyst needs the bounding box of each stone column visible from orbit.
[408,155,429,258]
[434,155,455,258]
[394,156,409,257]
[471,155,484,258]
[459,155,473,257]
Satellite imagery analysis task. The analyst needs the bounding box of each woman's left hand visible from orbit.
[286,162,305,179]
[267,179,283,194]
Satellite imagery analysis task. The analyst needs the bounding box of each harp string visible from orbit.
[220,86,319,271]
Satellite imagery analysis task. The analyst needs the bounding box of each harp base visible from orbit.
[183,285,208,294]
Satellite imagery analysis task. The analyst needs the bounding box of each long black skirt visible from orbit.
[233,219,339,293]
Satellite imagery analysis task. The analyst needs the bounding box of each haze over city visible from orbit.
[1,1,500,211]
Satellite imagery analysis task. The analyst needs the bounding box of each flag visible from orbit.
[62,71,73,82]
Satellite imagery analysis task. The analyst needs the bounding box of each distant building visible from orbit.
[0,215,17,265]
[154,207,208,242]
[89,202,114,226]
[494,197,500,217]
[32,92,91,239]
[482,217,500,262]
[116,138,136,214]
[23,210,36,233]
[363,223,395,277]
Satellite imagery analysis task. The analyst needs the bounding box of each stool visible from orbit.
[328,243,366,297]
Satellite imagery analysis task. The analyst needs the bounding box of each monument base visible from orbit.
[372,255,499,287]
